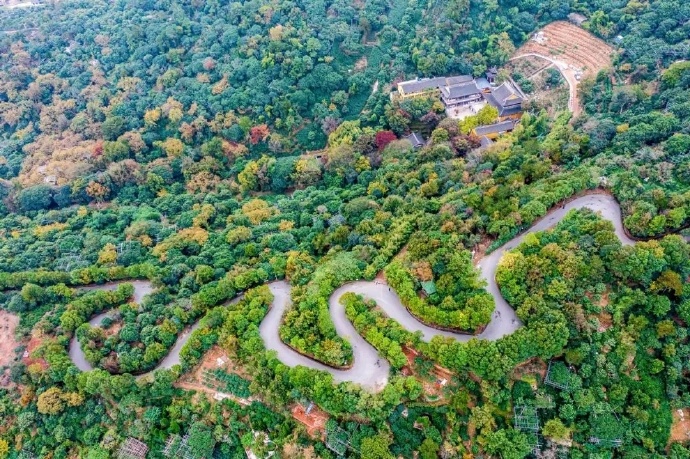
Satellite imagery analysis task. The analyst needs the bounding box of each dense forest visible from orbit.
[1,0,690,457]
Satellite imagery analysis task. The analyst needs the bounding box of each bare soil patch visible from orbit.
[596,312,613,332]
[354,56,368,72]
[23,333,49,371]
[401,346,453,402]
[511,358,547,386]
[0,311,20,367]
[472,239,491,264]
[176,345,254,405]
[102,321,123,338]
[586,289,612,331]
[184,345,252,381]
[291,403,329,439]
[670,408,690,444]
[517,21,614,78]
[512,21,614,117]
[507,54,552,78]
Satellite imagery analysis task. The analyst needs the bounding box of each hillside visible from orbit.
[508,21,615,116]
[1,0,690,458]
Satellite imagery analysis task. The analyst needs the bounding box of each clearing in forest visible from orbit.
[0,311,20,368]
[511,21,615,116]
[670,408,690,444]
[401,346,453,403]
[504,55,570,117]
[515,21,614,78]
[511,358,547,388]
[354,56,368,72]
[176,346,254,405]
[292,403,329,439]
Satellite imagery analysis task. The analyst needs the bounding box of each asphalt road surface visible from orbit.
[68,193,642,390]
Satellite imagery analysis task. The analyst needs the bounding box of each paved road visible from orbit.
[68,193,642,389]
[259,282,389,391]
[69,280,154,372]
[477,193,633,340]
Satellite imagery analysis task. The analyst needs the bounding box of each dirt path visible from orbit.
[528,62,555,79]
[175,381,252,406]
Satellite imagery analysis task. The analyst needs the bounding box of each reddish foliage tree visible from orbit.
[202,57,216,71]
[467,133,482,149]
[375,130,397,151]
[249,124,270,145]
[92,141,104,158]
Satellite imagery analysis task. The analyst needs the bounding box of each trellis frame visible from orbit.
[544,360,573,391]
[325,423,355,456]
[513,405,540,432]
[117,438,149,459]
[162,434,193,459]
[589,406,623,448]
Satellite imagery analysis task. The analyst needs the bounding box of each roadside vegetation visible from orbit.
[1,0,690,457]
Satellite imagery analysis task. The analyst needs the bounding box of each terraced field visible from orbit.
[517,21,614,77]
[511,21,615,116]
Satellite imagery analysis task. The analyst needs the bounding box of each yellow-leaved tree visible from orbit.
[98,243,118,265]
[241,199,278,225]
[37,387,65,415]
[0,439,9,459]
[86,181,110,204]
[155,138,185,157]
[144,107,162,126]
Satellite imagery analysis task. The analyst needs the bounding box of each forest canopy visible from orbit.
[1,0,690,458]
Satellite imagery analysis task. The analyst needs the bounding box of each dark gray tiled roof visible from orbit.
[498,104,524,117]
[484,92,500,109]
[491,82,520,106]
[475,77,491,90]
[406,132,425,147]
[445,75,474,85]
[398,77,445,94]
[473,121,516,136]
[485,89,524,116]
[398,75,473,94]
[442,82,481,99]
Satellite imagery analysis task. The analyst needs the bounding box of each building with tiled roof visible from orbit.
[484,82,525,120]
[396,75,473,99]
[440,81,483,108]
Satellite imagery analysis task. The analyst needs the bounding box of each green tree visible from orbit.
[419,438,439,459]
[188,422,216,459]
[484,429,531,459]
[102,115,126,140]
[17,185,53,212]
[361,434,394,459]
[542,418,570,441]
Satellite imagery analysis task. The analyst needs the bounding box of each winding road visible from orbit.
[68,193,642,390]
